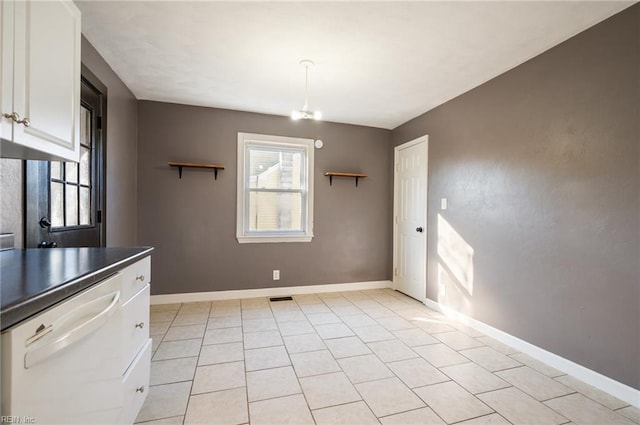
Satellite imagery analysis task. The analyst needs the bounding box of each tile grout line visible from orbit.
[278,297,319,424]
[344,295,503,423]
[307,293,446,420]
[240,299,251,424]
[148,290,634,425]
[313,297,382,420]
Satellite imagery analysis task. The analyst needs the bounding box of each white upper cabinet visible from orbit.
[1,0,81,162]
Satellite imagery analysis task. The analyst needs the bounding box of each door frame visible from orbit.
[392,135,428,304]
[81,64,108,247]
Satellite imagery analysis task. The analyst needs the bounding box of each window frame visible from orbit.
[236,132,314,243]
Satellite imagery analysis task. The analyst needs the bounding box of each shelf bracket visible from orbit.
[178,165,183,179]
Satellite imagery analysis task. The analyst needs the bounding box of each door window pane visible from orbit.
[65,185,78,226]
[80,107,90,146]
[50,182,64,227]
[50,162,62,180]
[65,162,78,184]
[80,187,91,225]
[80,146,90,185]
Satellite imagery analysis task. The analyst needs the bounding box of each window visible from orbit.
[237,133,314,243]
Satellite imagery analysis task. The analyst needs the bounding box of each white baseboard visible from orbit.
[423,298,640,408]
[150,280,392,305]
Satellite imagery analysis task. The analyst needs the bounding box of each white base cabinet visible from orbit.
[1,257,152,424]
[0,0,81,162]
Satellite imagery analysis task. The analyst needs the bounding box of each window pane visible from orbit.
[50,162,62,180]
[65,162,78,183]
[80,187,91,225]
[249,148,303,190]
[65,185,78,226]
[249,191,303,231]
[80,146,90,185]
[51,182,64,227]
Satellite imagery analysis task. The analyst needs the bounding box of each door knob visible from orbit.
[416,227,424,233]
[39,217,52,228]
[38,241,57,248]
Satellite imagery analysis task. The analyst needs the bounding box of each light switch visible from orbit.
[441,198,448,210]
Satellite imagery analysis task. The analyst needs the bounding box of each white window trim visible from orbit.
[236,132,314,243]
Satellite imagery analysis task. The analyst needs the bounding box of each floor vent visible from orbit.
[269,296,293,302]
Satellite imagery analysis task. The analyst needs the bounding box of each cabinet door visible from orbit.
[0,0,14,142]
[12,0,81,162]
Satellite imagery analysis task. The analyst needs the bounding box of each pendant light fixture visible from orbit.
[291,60,321,121]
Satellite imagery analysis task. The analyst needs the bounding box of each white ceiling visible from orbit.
[77,1,632,129]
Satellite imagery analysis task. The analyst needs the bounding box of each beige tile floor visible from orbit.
[136,289,639,425]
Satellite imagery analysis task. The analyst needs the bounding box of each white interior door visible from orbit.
[393,136,428,302]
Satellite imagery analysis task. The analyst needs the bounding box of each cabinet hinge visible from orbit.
[97,210,102,223]
[96,116,103,130]
[394,267,398,277]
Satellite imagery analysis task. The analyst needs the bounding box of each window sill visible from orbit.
[237,235,313,244]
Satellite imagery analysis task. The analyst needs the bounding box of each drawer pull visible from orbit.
[3,111,30,127]
[136,385,145,393]
[135,275,145,282]
[135,322,145,329]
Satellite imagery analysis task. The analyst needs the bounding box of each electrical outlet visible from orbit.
[273,270,280,280]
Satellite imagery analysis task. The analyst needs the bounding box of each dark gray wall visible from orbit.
[82,36,138,246]
[391,5,639,389]
[137,101,392,294]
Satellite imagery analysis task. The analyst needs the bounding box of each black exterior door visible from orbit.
[25,68,106,248]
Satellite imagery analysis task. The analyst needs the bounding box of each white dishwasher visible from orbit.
[1,273,124,424]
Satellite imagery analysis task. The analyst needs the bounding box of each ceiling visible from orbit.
[77,1,632,130]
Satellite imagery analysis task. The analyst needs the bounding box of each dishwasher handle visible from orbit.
[24,290,121,369]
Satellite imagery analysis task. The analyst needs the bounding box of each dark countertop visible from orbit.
[0,247,153,331]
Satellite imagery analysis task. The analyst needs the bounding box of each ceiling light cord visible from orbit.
[291,59,321,121]
[303,63,309,111]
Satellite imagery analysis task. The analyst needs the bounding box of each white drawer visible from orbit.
[121,256,151,304]
[122,284,150,374]
[120,339,152,425]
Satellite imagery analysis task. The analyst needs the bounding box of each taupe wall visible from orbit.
[82,37,138,246]
[0,159,23,248]
[391,5,639,389]
[137,101,391,294]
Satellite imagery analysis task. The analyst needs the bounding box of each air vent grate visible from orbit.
[269,296,293,302]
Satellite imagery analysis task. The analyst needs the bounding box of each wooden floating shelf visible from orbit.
[324,172,368,187]
[168,162,225,180]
